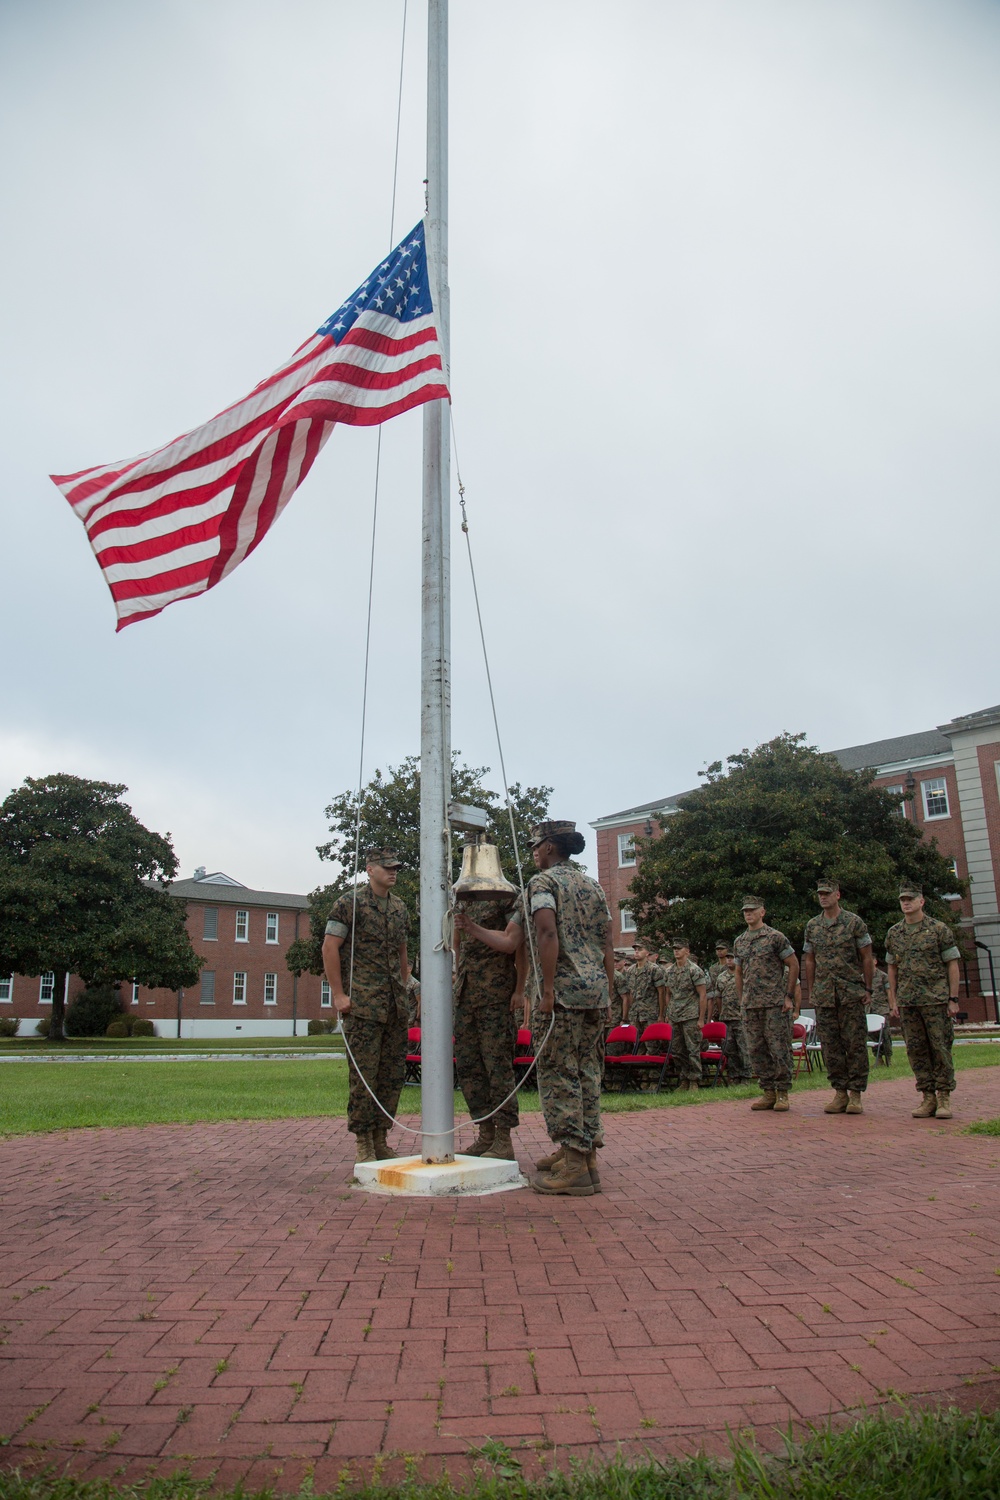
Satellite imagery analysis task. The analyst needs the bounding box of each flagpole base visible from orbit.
[353,1155,525,1196]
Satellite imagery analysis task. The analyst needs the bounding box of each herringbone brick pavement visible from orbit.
[1,1070,999,1490]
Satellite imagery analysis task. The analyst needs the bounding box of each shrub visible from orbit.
[35,1017,50,1037]
[131,1018,156,1037]
[105,1021,129,1038]
[0,1016,19,1038]
[308,1017,337,1035]
[65,984,126,1037]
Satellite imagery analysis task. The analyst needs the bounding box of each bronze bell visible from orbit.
[453,835,519,903]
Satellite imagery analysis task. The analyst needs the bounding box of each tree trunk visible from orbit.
[50,970,68,1041]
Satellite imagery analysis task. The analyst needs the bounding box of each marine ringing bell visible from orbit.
[450,801,518,903]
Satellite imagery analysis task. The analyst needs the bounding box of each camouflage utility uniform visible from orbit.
[734,925,795,1092]
[706,960,727,1021]
[663,959,705,1083]
[626,960,667,1050]
[803,909,872,1094]
[326,885,409,1137]
[716,966,751,1082]
[607,966,633,1056]
[406,974,420,1029]
[525,864,611,1153]
[454,898,519,1131]
[885,916,961,1097]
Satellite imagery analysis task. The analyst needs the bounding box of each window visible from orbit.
[265,912,279,944]
[200,970,216,1005]
[264,973,277,1005]
[0,977,12,1003]
[320,980,332,1008]
[922,777,950,820]
[617,833,636,868]
[39,972,55,1004]
[131,980,139,1006]
[885,784,907,817]
[620,909,637,934]
[203,907,218,941]
[233,972,247,1004]
[235,910,249,942]
[942,859,962,901]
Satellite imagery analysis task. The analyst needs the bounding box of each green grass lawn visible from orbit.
[1,1406,998,1499]
[1,1044,998,1139]
[0,1035,341,1054]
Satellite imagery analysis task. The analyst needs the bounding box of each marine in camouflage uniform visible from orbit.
[606,962,633,1058]
[324,851,410,1159]
[802,881,873,1110]
[406,973,421,1029]
[663,943,706,1086]
[705,943,731,1022]
[625,945,667,1051]
[886,883,962,1117]
[716,959,751,1082]
[523,820,612,1194]
[733,897,798,1109]
[454,897,520,1148]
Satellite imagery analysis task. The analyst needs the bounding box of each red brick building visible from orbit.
[591,705,1000,1023]
[0,870,330,1038]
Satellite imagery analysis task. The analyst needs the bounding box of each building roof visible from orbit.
[166,877,311,911]
[591,711,985,828]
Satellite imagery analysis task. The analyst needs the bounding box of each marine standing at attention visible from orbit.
[705,940,731,1022]
[802,879,874,1117]
[662,938,707,1091]
[734,896,799,1113]
[323,849,410,1166]
[451,896,522,1161]
[716,952,751,1083]
[625,939,667,1052]
[886,883,962,1120]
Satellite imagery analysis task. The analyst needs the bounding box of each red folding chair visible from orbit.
[513,1027,535,1082]
[612,1022,674,1091]
[404,1026,421,1084]
[791,1021,811,1077]
[602,1023,638,1089]
[700,1021,728,1086]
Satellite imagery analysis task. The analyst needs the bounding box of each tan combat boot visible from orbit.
[372,1127,396,1159]
[845,1092,864,1115]
[934,1091,953,1120]
[465,1122,496,1157]
[535,1143,564,1171]
[587,1148,601,1192]
[773,1092,790,1112]
[911,1092,937,1118]
[482,1126,515,1160]
[354,1130,377,1164]
[751,1091,776,1111]
[824,1090,849,1114]
[531,1146,595,1197]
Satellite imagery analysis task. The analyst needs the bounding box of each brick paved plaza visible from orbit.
[2,1071,1000,1491]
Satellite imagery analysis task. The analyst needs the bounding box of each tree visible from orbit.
[0,774,203,1040]
[624,734,966,961]
[287,754,552,978]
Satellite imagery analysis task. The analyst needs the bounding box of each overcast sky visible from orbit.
[2,0,999,894]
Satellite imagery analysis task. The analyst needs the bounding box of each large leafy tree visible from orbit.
[287,754,552,978]
[625,734,966,961]
[0,774,203,1040]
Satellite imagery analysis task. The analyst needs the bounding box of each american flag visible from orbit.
[51,222,449,630]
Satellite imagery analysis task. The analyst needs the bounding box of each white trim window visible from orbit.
[233,971,247,1004]
[235,910,249,942]
[885,784,907,817]
[320,980,332,1008]
[617,833,636,868]
[0,976,12,1003]
[620,908,637,934]
[39,972,55,1004]
[265,912,279,944]
[263,973,277,1005]
[131,980,140,1005]
[921,777,950,820]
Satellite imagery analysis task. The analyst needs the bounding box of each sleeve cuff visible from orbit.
[530,892,557,914]
[941,945,961,962]
[801,942,813,954]
[858,935,872,947]
[780,945,794,959]
[325,920,349,938]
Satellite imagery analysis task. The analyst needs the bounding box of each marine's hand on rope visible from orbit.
[510,989,526,1015]
[538,992,555,1015]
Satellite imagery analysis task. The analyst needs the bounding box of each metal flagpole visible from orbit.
[419,0,453,1164]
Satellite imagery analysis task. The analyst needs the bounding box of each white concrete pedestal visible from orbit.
[353,1153,526,1196]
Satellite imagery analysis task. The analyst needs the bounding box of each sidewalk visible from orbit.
[1,1071,999,1491]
